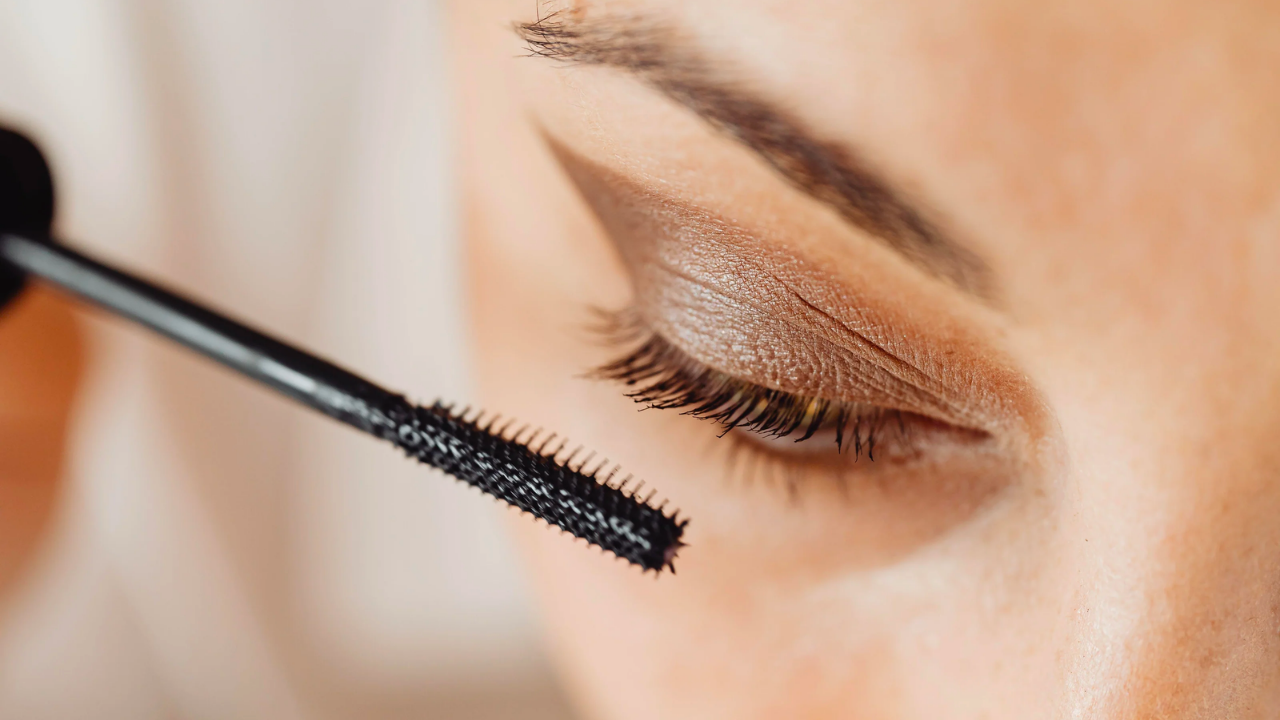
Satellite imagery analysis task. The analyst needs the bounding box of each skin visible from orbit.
[451,0,1280,717]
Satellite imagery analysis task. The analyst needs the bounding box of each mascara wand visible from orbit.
[0,126,685,573]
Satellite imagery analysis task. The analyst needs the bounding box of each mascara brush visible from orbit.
[0,126,686,573]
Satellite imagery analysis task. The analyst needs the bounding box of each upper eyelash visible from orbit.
[589,309,898,460]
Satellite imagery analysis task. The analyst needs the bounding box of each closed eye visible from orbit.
[590,307,991,475]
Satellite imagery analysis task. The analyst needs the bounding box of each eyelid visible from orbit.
[636,248,988,432]
[549,134,1041,444]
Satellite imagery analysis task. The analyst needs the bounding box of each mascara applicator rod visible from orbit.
[0,232,401,436]
[0,231,686,572]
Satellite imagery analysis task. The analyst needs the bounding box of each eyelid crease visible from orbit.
[782,285,973,423]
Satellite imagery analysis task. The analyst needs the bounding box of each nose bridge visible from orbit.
[1055,386,1280,716]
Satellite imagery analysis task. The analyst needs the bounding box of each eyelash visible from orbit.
[590,308,906,462]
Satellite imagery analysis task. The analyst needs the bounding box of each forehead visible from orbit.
[617,0,1276,143]
[561,0,1279,281]
[640,1,1272,164]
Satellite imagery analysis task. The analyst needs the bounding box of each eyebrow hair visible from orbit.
[518,9,995,299]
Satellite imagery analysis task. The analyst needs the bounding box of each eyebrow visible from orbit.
[518,10,995,299]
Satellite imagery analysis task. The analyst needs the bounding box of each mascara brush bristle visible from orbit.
[375,398,685,573]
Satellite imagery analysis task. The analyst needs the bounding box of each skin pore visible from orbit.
[452,0,1280,717]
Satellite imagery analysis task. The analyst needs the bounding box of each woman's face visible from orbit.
[451,0,1280,716]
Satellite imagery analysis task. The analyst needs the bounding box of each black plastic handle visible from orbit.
[0,126,56,310]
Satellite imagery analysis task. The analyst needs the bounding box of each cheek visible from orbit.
[511,513,919,719]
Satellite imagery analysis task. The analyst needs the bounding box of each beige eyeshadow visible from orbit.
[553,140,1041,439]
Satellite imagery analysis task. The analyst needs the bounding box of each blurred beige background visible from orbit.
[0,1,574,717]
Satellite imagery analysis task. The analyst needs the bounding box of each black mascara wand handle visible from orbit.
[0,232,398,435]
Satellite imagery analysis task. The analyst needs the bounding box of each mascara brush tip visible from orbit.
[379,398,686,573]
